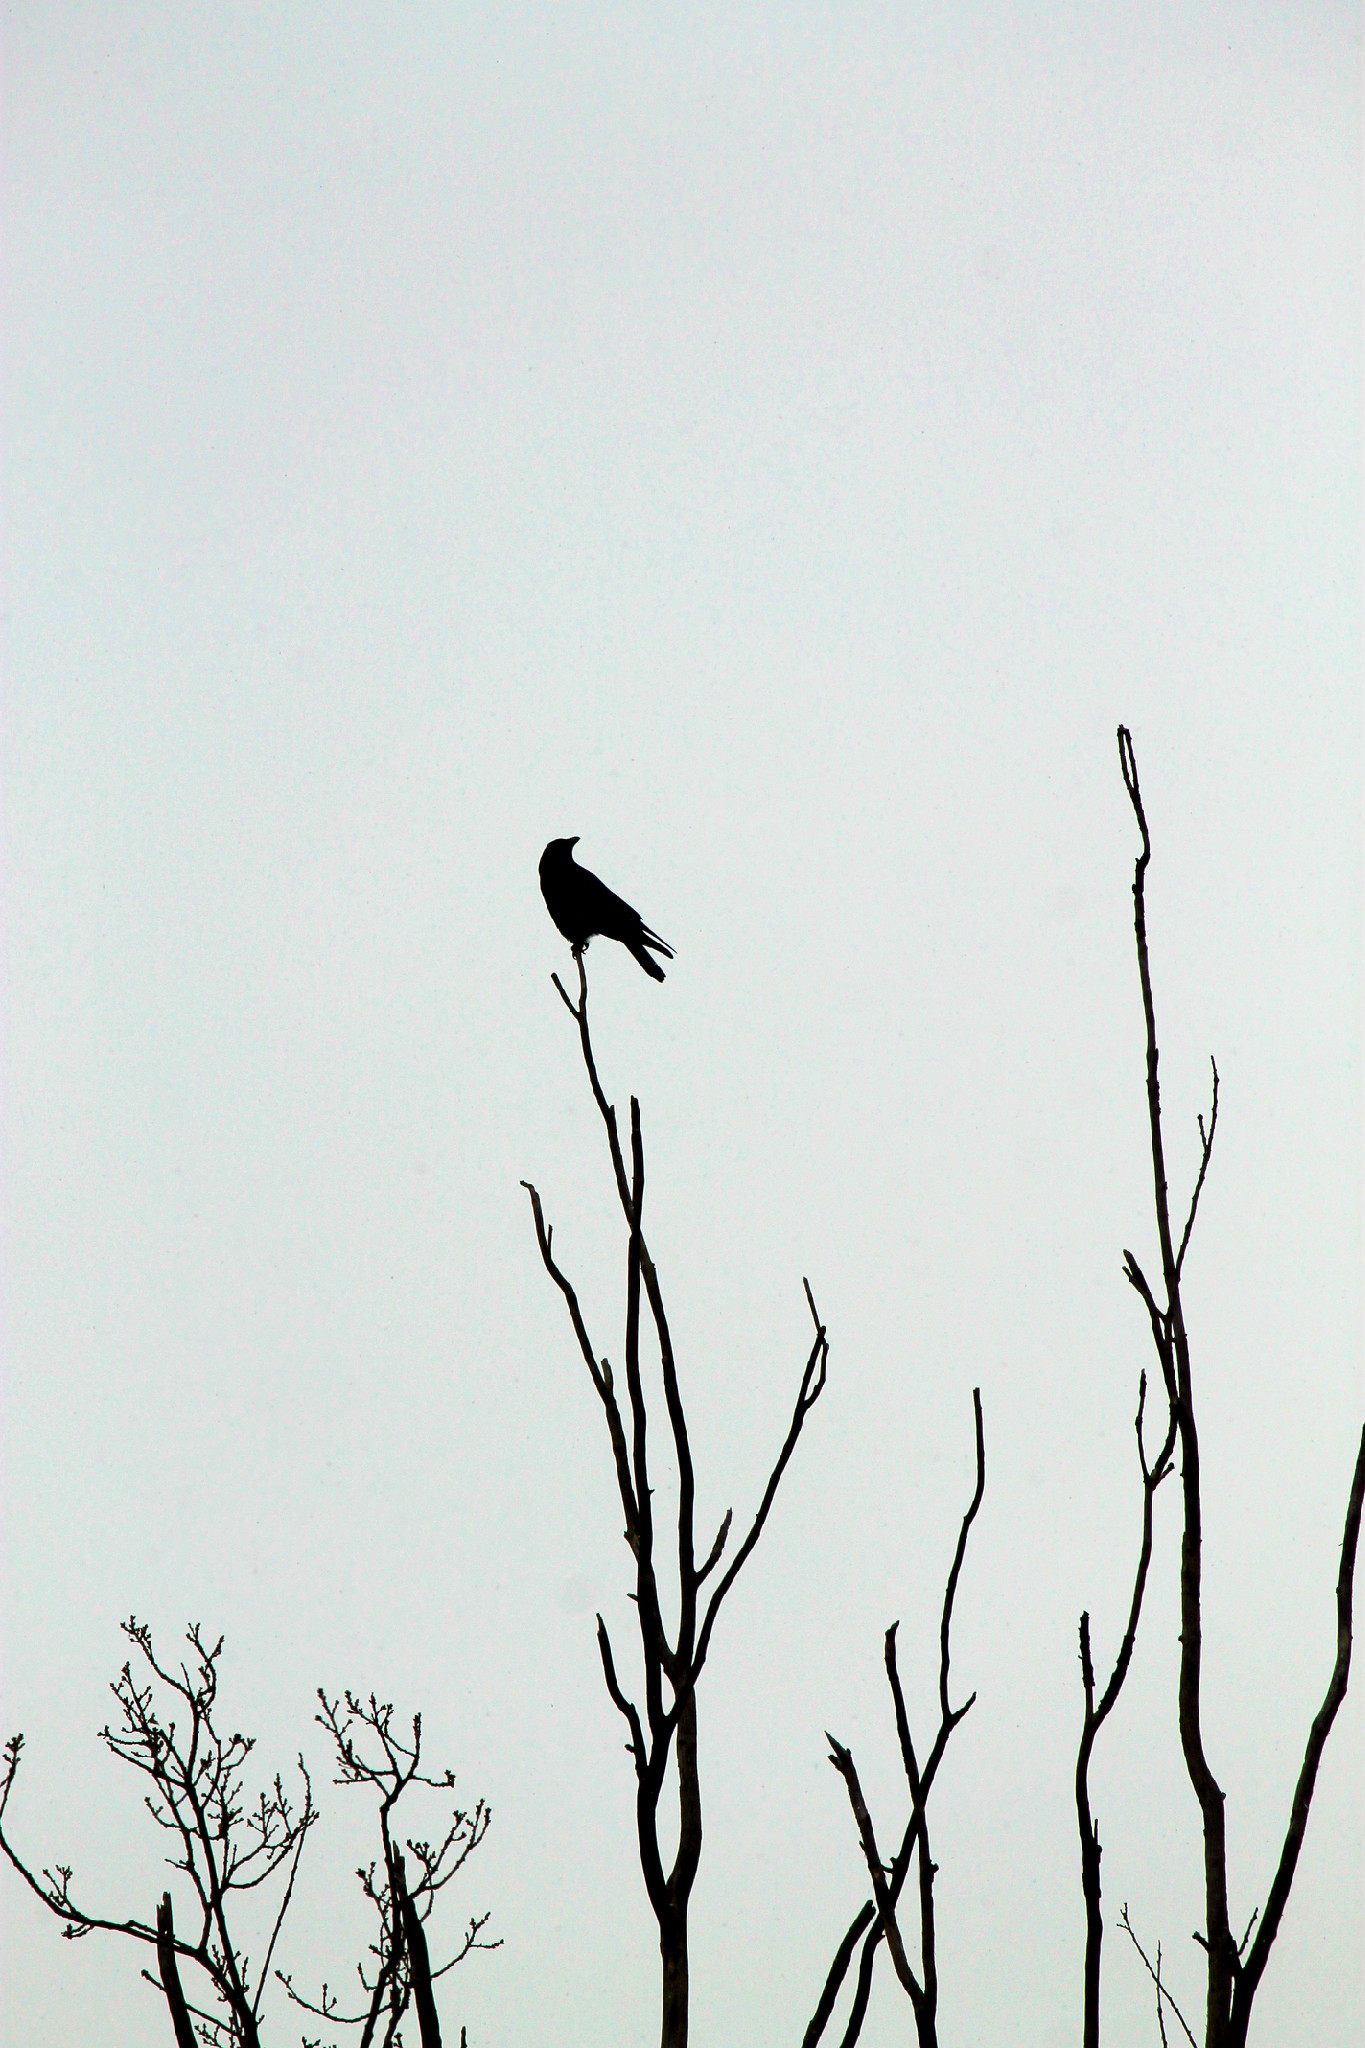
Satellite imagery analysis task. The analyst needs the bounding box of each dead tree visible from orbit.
[1116,725,1365,2048]
[811,1387,985,2048]
[522,952,828,2048]
[0,1619,315,2048]
[1074,1368,1178,2048]
[277,1689,498,2048]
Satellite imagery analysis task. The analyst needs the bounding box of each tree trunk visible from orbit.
[1078,1811,1102,2048]
[658,1686,700,2048]
[660,1901,688,2048]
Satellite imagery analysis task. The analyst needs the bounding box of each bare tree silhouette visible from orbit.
[1116,726,1365,2047]
[0,1629,496,2048]
[0,1620,315,2048]
[522,951,827,2048]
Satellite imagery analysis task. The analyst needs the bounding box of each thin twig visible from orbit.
[1120,1905,1197,2048]
[1175,1061,1219,1281]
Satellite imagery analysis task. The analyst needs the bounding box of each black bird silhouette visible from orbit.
[539,838,673,981]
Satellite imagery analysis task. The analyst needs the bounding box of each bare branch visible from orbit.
[595,1616,647,1773]
[254,1757,313,2016]
[1094,1379,1178,1734]
[428,1910,500,1979]
[1175,1060,1219,1281]
[824,1735,925,2018]
[1121,1253,1176,1403]
[801,1902,876,2048]
[1120,1905,1198,2048]
[1236,1907,1258,1961]
[521,1178,640,1552]
[938,1387,985,1728]
[1231,1424,1365,2027]
[1075,1365,1179,2048]
[688,1287,828,1700]
[555,952,634,1215]
[696,1509,733,1586]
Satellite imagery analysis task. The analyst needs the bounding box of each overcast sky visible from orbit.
[2,5,1360,2045]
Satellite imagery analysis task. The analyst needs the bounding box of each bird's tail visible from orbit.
[631,926,673,981]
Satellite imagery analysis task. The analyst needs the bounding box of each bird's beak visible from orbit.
[568,835,580,849]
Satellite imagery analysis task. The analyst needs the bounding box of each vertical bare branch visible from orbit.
[1117,726,1364,2046]
[1119,725,1236,2035]
[938,1387,986,1729]
[1075,1370,1178,2048]
[1175,1063,1219,1282]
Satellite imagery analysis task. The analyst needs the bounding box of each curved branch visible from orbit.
[1232,1424,1365,2032]
[801,1903,876,2048]
[521,1180,639,1550]
[938,1387,985,1727]
[595,1616,647,1775]
[686,1286,828,1704]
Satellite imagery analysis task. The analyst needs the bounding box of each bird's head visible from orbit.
[540,836,580,874]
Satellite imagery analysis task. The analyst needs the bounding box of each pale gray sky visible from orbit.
[2,5,1360,2045]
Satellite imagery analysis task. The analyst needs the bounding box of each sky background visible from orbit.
[1,5,1360,2045]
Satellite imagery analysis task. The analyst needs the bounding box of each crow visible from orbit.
[539,838,674,982]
